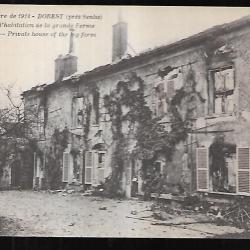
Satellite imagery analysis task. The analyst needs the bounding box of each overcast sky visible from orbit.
[0,5,250,107]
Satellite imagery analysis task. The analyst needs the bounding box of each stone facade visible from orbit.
[22,16,250,197]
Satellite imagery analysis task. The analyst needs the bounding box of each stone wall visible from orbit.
[23,24,250,195]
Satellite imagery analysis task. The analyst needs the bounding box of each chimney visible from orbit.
[55,29,78,81]
[112,12,128,62]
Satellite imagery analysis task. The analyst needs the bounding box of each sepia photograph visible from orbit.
[0,4,250,238]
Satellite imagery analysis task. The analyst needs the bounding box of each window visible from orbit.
[154,81,167,117]
[98,152,105,168]
[92,90,100,125]
[84,151,105,185]
[212,66,235,115]
[164,68,183,98]
[97,152,105,184]
[153,70,183,117]
[72,153,81,183]
[195,139,250,195]
[38,107,44,136]
[72,97,84,127]
[154,161,163,174]
[209,140,236,193]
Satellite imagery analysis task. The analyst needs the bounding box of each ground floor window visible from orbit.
[209,137,236,193]
[84,150,106,186]
[72,153,81,183]
[98,152,105,168]
[153,161,163,174]
[63,150,82,184]
[197,137,250,195]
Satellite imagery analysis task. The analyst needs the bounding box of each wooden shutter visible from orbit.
[98,152,106,184]
[62,152,69,182]
[79,151,83,184]
[92,151,99,186]
[237,147,250,195]
[85,151,93,184]
[196,147,209,191]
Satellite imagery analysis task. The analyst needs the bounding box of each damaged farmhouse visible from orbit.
[15,15,250,199]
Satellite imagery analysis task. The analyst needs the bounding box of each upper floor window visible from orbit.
[211,66,235,115]
[38,107,45,137]
[154,81,167,117]
[72,97,83,127]
[92,89,100,125]
[152,69,183,117]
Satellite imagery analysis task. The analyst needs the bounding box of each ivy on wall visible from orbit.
[102,68,205,197]
[83,103,92,146]
[44,127,69,189]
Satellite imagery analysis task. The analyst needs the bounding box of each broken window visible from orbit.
[72,153,81,182]
[153,69,183,117]
[209,138,236,193]
[37,106,45,137]
[92,89,100,125]
[154,81,167,117]
[197,136,237,194]
[72,97,84,127]
[197,144,250,195]
[212,66,235,115]
[164,68,183,97]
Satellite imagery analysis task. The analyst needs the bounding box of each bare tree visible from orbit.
[0,83,43,188]
[0,83,44,140]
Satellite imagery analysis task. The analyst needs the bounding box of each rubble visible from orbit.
[81,190,93,196]
[153,211,173,221]
[0,190,246,237]
[209,206,220,215]
[151,219,212,226]
[99,206,107,210]
[149,193,250,231]
[29,187,250,232]
[130,211,137,215]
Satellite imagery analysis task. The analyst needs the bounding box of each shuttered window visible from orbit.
[85,151,93,184]
[196,147,209,191]
[62,152,69,182]
[237,147,250,194]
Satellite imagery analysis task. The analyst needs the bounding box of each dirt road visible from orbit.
[0,191,244,237]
